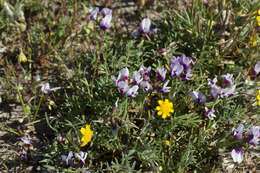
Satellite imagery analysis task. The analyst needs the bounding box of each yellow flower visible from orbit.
[164,139,171,146]
[258,9,260,15]
[256,90,260,106]
[47,99,56,110]
[156,99,174,119]
[249,34,257,48]
[17,50,27,63]
[80,124,93,147]
[256,16,260,26]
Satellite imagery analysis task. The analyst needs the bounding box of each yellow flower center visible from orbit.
[156,99,174,119]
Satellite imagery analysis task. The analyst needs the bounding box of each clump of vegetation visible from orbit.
[0,0,259,172]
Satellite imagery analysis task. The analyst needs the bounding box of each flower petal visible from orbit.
[80,127,86,135]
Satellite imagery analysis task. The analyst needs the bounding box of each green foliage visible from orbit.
[0,0,260,172]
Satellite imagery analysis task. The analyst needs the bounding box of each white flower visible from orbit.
[117,81,129,94]
[204,107,216,120]
[20,136,32,145]
[126,85,139,97]
[100,14,112,30]
[140,18,151,33]
[132,71,143,84]
[75,151,88,165]
[232,124,244,140]
[248,126,260,146]
[161,80,171,93]
[112,67,129,84]
[40,82,61,94]
[231,148,243,164]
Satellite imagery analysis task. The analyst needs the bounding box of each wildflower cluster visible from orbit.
[112,55,194,97]
[231,125,260,163]
[170,55,194,80]
[2,1,260,172]
[189,74,236,120]
[189,90,216,120]
[208,74,236,98]
[112,65,171,97]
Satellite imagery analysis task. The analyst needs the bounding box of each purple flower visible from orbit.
[113,67,142,97]
[89,7,99,20]
[220,85,236,97]
[222,73,234,87]
[140,18,151,34]
[170,55,193,80]
[112,67,129,84]
[204,107,216,120]
[61,151,74,166]
[210,85,221,98]
[117,81,129,94]
[203,0,208,5]
[248,126,260,146]
[126,85,139,97]
[179,55,194,69]
[160,80,171,93]
[156,67,167,81]
[208,78,221,98]
[132,71,143,84]
[138,65,151,81]
[75,151,88,165]
[41,82,51,94]
[100,14,112,30]
[208,77,218,86]
[140,81,152,92]
[232,124,244,140]
[19,149,28,161]
[254,61,260,76]
[208,75,236,98]
[231,148,243,164]
[100,8,112,16]
[190,91,206,104]
[118,67,129,81]
[40,82,61,94]
[170,59,184,77]
[183,68,193,80]
[20,136,32,145]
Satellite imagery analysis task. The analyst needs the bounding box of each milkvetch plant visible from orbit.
[1,0,260,172]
